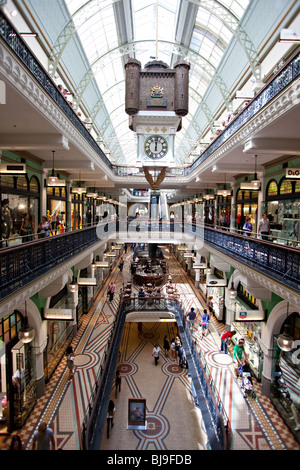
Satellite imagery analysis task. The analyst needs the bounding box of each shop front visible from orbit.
[43,286,74,381]
[1,174,40,244]
[265,177,300,245]
[71,193,85,230]
[236,188,258,234]
[206,267,227,322]
[271,311,300,441]
[0,311,36,434]
[217,194,231,228]
[47,186,67,233]
[230,283,265,380]
[204,198,215,225]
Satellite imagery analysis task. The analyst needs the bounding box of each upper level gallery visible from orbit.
[0,9,300,194]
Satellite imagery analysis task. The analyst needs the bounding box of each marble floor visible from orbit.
[2,247,299,452]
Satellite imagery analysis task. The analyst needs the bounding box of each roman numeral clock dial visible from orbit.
[144,135,168,160]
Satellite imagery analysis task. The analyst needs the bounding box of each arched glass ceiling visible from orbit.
[65,0,250,165]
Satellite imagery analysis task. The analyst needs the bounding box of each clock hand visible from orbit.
[155,141,157,152]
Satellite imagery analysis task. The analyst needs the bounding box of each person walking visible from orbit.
[243,216,252,236]
[107,400,115,438]
[118,256,124,272]
[174,336,181,357]
[32,422,55,450]
[163,335,170,356]
[115,370,121,398]
[108,282,116,302]
[201,309,210,336]
[233,337,248,377]
[178,343,184,367]
[258,212,270,240]
[152,344,161,366]
[186,307,196,329]
[220,330,236,354]
[66,345,75,381]
[170,338,176,360]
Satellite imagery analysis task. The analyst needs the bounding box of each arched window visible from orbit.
[279,178,292,195]
[16,175,28,190]
[29,175,40,193]
[267,179,278,197]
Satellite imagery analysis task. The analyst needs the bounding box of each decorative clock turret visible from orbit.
[125,58,190,170]
[125,57,190,220]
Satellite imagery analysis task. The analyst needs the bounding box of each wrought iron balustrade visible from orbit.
[0,11,112,170]
[0,226,99,300]
[0,221,298,301]
[1,11,299,179]
[186,49,300,176]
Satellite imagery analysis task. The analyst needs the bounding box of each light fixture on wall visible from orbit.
[277,302,294,352]
[18,301,35,344]
[68,276,78,293]
[86,181,98,199]
[217,174,231,197]
[279,28,300,43]
[47,151,65,187]
[240,155,260,190]
[72,171,86,194]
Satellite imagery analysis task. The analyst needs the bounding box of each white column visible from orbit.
[41,169,48,217]
[230,181,236,231]
[195,268,200,288]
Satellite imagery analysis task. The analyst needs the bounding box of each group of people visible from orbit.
[185,307,210,337]
[138,284,161,298]
[151,334,188,369]
[242,212,271,239]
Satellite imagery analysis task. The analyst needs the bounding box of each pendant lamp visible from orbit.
[18,301,35,344]
[277,303,294,352]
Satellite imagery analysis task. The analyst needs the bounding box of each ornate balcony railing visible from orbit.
[0,11,113,170]
[0,221,298,302]
[1,11,299,179]
[185,48,300,176]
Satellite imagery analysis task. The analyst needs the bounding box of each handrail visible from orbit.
[0,220,299,301]
[1,10,299,179]
[179,312,231,449]
[0,11,113,170]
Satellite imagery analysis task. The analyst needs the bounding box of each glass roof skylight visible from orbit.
[65,0,250,166]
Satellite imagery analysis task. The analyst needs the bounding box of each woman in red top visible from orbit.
[221,330,236,354]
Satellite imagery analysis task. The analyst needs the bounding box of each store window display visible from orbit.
[265,177,300,245]
[0,311,36,433]
[231,284,263,380]
[271,312,300,439]
[236,189,258,235]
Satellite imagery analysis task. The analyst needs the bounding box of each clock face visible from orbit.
[144,135,168,160]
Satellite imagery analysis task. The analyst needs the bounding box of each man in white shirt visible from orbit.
[258,212,270,240]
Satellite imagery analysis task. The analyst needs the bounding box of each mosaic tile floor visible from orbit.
[2,248,299,451]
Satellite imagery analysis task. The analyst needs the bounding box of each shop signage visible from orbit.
[43,308,73,320]
[235,302,265,321]
[286,168,300,178]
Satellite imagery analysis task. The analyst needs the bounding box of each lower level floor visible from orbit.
[0,248,299,451]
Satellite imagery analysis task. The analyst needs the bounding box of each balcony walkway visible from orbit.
[2,249,299,451]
